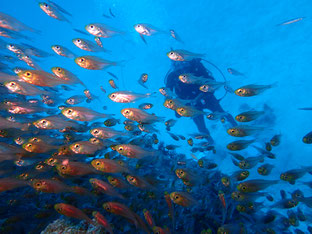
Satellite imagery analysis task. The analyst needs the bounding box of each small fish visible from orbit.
[51,45,76,58]
[0,12,38,32]
[56,161,96,177]
[227,125,264,137]
[257,164,274,176]
[69,141,102,154]
[114,144,155,159]
[270,134,281,146]
[199,81,226,93]
[65,95,86,105]
[4,80,50,96]
[107,176,130,189]
[32,179,72,193]
[138,73,148,88]
[176,106,205,117]
[18,70,67,87]
[90,127,128,139]
[227,68,245,76]
[73,28,90,35]
[126,175,154,190]
[227,140,254,151]
[163,98,188,111]
[235,84,276,97]
[159,87,175,98]
[278,17,305,26]
[109,8,115,17]
[237,179,279,193]
[143,209,155,228]
[100,86,107,93]
[280,168,311,184]
[231,170,250,181]
[54,203,93,224]
[39,1,71,22]
[75,55,119,70]
[51,67,85,87]
[107,71,118,80]
[91,159,130,173]
[85,23,124,38]
[121,108,164,124]
[94,37,103,47]
[92,211,113,234]
[61,106,113,121]
[108,79,118,89]
[170,191,197,207]
[109,91,154,103]
[102,202,138,227]
[0,177,28,193]
[104,118,120,127]
[134,23,165,44]
[235,110,264,122]
[139,103,153,110]
[90,178,124,199]
[170,29,183,42]
[72,38,109,52]
[167,49,205,61]
[303,131,312,144]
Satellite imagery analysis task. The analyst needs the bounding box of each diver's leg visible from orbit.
[193,115,214,144]
[202,95,237,126]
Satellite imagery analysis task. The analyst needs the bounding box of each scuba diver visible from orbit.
[165,58,237,143]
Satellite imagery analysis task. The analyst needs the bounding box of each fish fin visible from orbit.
[139,34,147,44]
[48,0,72,16]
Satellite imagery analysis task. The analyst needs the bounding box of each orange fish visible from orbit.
[92,211,113,234]
[54,203,93,224]
[89,178,124,199]
[91,159,130,173]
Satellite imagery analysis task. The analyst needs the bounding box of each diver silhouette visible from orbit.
[165,58,237,143]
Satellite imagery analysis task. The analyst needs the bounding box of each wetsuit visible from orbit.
[165,58,236,137]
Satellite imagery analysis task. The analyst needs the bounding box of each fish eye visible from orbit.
[41,120,47,124]
[44,3,48,7]
[230,129,235,133]
[67,109,73,114]
[61,165,66,170]
[137,25,141,27]
[170,52,174,55]
[124,110,129,114]
[238,89,242,93]
[105,205,110,211]
[36,182,41,187]
[95,161,101,166]
[36,165,43,169]
[74,144,80,148]
[93,130,99,134]
[26,72,31,77]
[57,68,61,72]
[129,176,134,181]
[90,25,94,29]
[111,94,115,98]
[155,231,160,234]
[77,39,81,43]
[169,100,173,104]
[175,195,179,199]
[27,143,32,147]
[180,108,184,112]
[241,185,247,191]
[56,207,62,212]
[118,147,123,151]
[55,46,60,49]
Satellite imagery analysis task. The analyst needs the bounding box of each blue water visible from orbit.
[0,0,312,233]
